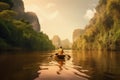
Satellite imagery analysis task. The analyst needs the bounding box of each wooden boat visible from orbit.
[50,53,71,61]
[55,54,66,60]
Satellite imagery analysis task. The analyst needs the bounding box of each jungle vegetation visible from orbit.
[72,0,120,51]
[0,1,55,51]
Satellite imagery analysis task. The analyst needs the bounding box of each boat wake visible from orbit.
[34,60,90,80]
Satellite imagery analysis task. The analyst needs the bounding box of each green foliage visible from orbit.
[0,9,54,51]
[96,0,107,13]
[0,0,55,51]
[0,10,17,20]
[0,38,10,48]
[73,0,120,51]
[0,18,55,51]
[107,0,120,13]
[102,14,114,30]
[98,0,107,7]
[0,2,10,11]
[0,19,12,40]
[0,0,13,8]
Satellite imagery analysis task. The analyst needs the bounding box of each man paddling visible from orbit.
[58,46,64,55]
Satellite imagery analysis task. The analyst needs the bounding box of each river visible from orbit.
[0,50,120,80]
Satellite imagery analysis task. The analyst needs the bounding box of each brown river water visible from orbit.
[0,50,120,80]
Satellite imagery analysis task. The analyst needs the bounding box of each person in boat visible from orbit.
[55,46,65,60]
[50,46,71,60]
[49,46,64,60]
[55,46,71,60]
[58,46,64,55]
[55,46,65,74]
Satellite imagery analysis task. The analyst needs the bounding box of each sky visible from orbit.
[23,0,99,42]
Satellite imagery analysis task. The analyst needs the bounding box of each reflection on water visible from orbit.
[0,51,50,80]
[0,50,120,80]
[35,58,89,80]
[35,50,89,80]
[72,50,120,80]
[56,60,65,75]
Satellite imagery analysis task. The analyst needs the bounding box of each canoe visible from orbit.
[50,53,71,61]
[56,54,65,60]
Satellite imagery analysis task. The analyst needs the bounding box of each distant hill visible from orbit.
[52,35,72,49]
[61,39,72,49]
[73,0,120,50]
[52,35,61,48]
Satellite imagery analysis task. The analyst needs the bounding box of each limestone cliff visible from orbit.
[52,35,61,48]
[12,0,40,32]
[52,35,72,49]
